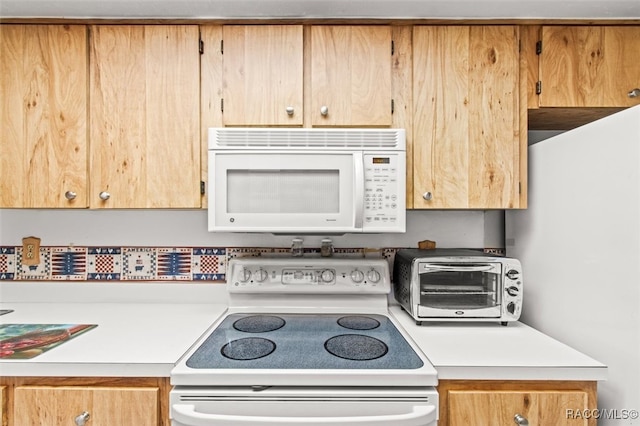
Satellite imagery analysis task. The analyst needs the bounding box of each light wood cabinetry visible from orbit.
[528,25,640,129]
[0,24,88,208]
[14,386,158,426]
[221,25,304,126]
[1,377,170,426]
[309,26,392,127]
[439,380,597,426]
[537,26,640,108]
[211,25,393,128]
[412,26,524,209]
[89,25,201,208]
[1,386,5,426]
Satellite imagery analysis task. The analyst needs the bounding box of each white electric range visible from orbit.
[170,257,438,426]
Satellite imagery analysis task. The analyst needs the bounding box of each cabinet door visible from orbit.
[222,25,303,126]
[89,25,200,208]
[449,390,589,426]
[14,386,158,426]
[413,26,521,209]
[0,24,88,208]
[1,385,5,426]
[539,26,640,108]
[311,26,392,127]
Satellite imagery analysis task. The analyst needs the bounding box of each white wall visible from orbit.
[0,209,498,250]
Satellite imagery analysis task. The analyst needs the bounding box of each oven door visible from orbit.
[209,151,360,233]
[416,262,503,318]
[171,387,438,426]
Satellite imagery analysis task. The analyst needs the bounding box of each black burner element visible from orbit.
[324,334,388,361]
[221,337,276,360]
[233,315,286,333]
[337,315,381,330]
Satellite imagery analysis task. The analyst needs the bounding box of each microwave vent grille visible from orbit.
[210,129,405,149]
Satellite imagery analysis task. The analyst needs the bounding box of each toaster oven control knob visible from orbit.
[506,286,519,297]
[255,268,268,282]
[350,269,365,283]
[367,269,381,283]
[507,302,516,315]
[320,269,335,283]
[506,269,520,280]
[239,268,252,283]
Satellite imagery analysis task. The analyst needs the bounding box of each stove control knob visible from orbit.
[367,269,381,283]
[239,268,252,283]
[255,268,268,282]
[350,269,364,283]
[320,269,335,283]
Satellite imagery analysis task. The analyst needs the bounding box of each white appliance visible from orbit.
[208,128,406,234]
[171,257,438,426]
[506,105,640,424]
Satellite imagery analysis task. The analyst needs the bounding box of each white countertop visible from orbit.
[0,283,607,382]
[389,305,607,381]
[0,283,227,377]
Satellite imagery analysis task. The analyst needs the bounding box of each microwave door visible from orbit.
[209,152,357,233]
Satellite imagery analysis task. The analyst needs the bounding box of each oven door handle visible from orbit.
[172,403,436,426]
[423,264,497,273]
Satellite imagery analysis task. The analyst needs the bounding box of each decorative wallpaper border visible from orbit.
[0,246,412,282]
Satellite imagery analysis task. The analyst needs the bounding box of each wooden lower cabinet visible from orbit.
[0,377,170,426]
[438,380,597,426]
[1,386,6,426]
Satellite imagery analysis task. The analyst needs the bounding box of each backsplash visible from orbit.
[0,246,411,282]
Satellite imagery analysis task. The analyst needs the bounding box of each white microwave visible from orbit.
[208,128,406,234]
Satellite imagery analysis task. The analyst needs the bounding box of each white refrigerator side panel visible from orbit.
[506,105,640,423]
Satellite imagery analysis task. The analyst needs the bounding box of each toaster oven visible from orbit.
[393,249,523,325]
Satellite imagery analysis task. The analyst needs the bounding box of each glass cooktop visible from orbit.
[186,313,424,370]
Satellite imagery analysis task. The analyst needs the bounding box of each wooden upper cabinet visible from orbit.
[537,26,640,108]
[310,26,392,127]
[0,24,88,208]
[222,25,303,126]
[14,386,159,426]
[89,25,201,208]
[413,26,522,209]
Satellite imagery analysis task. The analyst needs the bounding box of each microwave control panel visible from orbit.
[363,153,404,229]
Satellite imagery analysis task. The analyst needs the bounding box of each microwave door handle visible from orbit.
[424,265,497,273]
[353,152,364,229]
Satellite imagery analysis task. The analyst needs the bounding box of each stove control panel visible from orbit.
[227,258,390,294]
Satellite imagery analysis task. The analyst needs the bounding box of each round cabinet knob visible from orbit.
[514,414,529,426]
[350,269,364,283]
[286,106,295,116]
[628,88,640,98]
[422,192,433,201]
[320,269,335,283]
[320,105,329,116]
[99,191,110,201]
[255,268,268,282]
[367,269,381,283]
[75,411,91,426]
[239,268,252,283]
[65,191,77,200]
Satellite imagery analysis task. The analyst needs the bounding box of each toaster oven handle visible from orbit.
[422,264,498,273]
[353,152,364,229]
[172,403,436,425]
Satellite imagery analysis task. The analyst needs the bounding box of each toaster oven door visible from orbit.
[416,263,502,318]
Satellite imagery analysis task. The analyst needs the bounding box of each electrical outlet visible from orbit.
[21,236,41,266]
